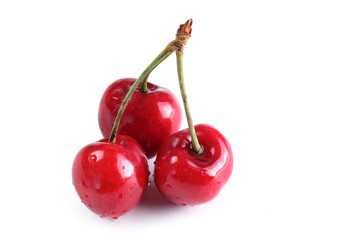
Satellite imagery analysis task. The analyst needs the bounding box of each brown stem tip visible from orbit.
[171,19,193,53]
[177,19,193,36]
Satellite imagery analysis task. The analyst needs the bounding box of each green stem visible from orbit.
[176,52,202,153]
[140,18,192,92]
[109,46,174,143]
[140,50,173,92]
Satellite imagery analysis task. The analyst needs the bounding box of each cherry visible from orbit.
[72,135,149,219]
[98,78,181,158]
[154,25,233,206]
[154,124,233,206]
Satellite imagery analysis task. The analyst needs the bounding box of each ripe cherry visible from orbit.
[154,124,233,206]
[98,78,182,158]
[72,135,149,219]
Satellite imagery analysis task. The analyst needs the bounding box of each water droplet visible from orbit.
[201,170,208,176]
[170,170,176,175]
[119,193,124,200]
[84,194,89,198]
[122,165,125,170]
[112,217,119,221]
[81,180,87,188]
[148,181,151,186]
[122,209,127,213]
[130,187,133,190]
[180,203,187,206]
[166,184,172,188]
[170,156,178,164]
[217,180,221,184]
[99,215,105,218]
[89,154,97,162]
[88,204,92,208]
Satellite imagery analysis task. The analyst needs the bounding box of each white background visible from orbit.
[0,0,359,239]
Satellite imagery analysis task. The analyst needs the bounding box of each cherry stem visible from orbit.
[139,50,173,92]
[108,47,172,143]
[176,52,202,153]
[109,19,193,143]
[140,18,193,92]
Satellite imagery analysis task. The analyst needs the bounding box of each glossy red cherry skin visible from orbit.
[72,135,149,219]
[154,124,233,206]
[98,78,182,158]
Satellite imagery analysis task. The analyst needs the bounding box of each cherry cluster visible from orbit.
[72,19,233,220]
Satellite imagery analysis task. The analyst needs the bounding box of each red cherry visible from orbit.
[154,124,233,206]
[72,135,149,219]
[98,78,182,158]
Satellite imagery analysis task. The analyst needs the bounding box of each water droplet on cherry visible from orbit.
[180,203,187,206]
[119,193,124,200]
[166,184,172,188]
[81,180,87,188]
[84,194,89,198]
[201,170,208,176]
[89,154,97,162]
